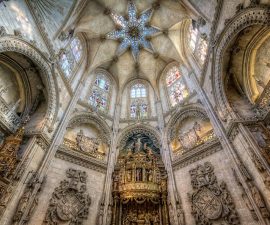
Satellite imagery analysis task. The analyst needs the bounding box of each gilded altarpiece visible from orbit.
[111,135,170,225]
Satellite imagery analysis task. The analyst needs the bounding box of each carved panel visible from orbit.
[43,169,91,225]
[189,162,240,225]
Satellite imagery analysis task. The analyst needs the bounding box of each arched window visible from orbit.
[197,38,208,62]
[189,25,198,52]
[166,66,189,107]
[130,83,148,119]
[89,73,111,111]
[188,24,208,64]
[59,37,82,79]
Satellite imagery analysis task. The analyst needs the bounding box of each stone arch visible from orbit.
[0,36,58,131]
[117,124,161,152]
[166,104,209,142]
[67,112,111,145]
[212,6,269,119]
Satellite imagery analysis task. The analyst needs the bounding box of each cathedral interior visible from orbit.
[0,0,270,225]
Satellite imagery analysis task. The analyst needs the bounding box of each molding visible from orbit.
[212,6,270,118]
[0,36,58,130]
[172,139,221,170]
[166,104,209,141]
[67,112,112,145]
[117,124,161,150]
[55,147,107,174]
[56,147,107,174]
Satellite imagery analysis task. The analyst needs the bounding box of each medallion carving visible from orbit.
[43,169,91,225]
[189,162,240,225]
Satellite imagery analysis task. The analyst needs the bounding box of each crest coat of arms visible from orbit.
[44,169,91,225]
[189,162,240,225]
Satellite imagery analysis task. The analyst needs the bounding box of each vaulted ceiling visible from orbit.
[76,0,188,91]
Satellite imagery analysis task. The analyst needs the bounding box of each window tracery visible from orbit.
[89,73,111,112]
[188,24,208,64]
[59,37,82,79]
[189,25,198,52]
[130,83,148,119]
[166,66,189,107]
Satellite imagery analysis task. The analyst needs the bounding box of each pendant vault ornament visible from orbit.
[106,1,160,61]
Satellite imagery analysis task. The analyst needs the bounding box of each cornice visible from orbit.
[56,147,107,174]
[172,138,221,170]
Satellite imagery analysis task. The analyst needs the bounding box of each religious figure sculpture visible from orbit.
[0,125,25,179]
[111,141,170,225]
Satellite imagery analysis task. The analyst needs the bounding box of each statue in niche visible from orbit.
[135,137,143,152]
[126,170,132,182]
[136,168,142,181]
[123,133,160,154]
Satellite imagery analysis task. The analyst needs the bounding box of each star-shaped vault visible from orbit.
[106,1,160,61]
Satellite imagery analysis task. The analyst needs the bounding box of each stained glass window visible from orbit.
[70,38,82,62]
[188,24,208,64]
[197,39,208,63]
[189,25,198,52]
[89,74,110,111]
[130,83,148,119]
[166,66,189,107]
[59,37,82,79]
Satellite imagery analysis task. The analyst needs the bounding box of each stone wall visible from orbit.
[28,157,106,225]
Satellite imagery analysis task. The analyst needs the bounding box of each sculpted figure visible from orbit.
[249,182,270,218]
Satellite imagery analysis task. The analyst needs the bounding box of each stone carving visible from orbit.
[248,182,270,219]
[251,152,270,189]
[189,162,240,225]
[0,26,7,37]
[178,122,201,150]
[76,130,102,155]
[0,125,24,179]
[13,171,45,224]
[44,168,91,225]
[232,164,270,222]
[0,37,57,128]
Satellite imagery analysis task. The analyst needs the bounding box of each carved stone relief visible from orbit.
[232,166,270,223]
[13,171,45,224]
[189,162,240,225]
[43,168,91,225]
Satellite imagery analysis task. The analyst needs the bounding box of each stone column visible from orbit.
[11,66,87,225]
[102,103,121,225]
[155,100,185,225]
[184,70,268,225]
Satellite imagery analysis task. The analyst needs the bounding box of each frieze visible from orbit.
[189,162,240,225]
